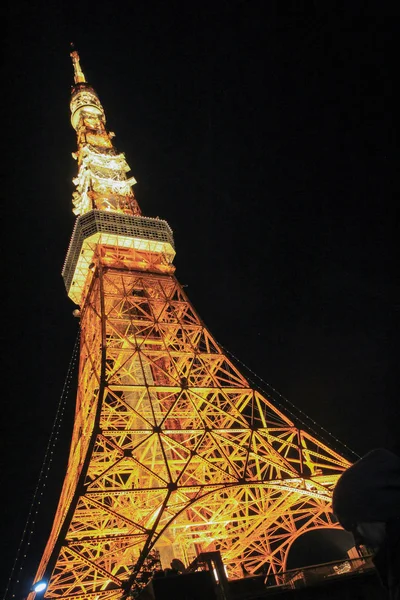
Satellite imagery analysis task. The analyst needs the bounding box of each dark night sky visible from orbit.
[2,0,399,596]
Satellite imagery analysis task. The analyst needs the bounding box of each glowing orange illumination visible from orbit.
[30,49,351,599]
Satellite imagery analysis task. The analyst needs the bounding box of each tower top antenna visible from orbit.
[70,45,86,84]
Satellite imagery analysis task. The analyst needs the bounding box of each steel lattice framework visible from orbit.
[30,49,351,600]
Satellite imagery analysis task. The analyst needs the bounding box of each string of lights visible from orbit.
[3,328,81,600]
[218,340,361,462]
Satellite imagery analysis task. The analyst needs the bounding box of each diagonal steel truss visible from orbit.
[33,251,350,599]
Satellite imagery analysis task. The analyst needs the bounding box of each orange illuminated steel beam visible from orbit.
[29,49,351,600]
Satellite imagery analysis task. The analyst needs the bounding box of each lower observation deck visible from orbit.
[62,210,175,304]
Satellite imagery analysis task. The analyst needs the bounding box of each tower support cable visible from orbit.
[3,329,80,600]
[219,341,360,461]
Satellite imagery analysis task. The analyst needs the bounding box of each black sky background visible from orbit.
[2,0,399,595]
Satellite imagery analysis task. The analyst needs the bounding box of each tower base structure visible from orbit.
[31,213,350,599]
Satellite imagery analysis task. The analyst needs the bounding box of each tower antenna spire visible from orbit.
[67,46,141,217]
[70,43,86,84]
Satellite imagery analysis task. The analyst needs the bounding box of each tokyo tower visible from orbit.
[30,49,351,599]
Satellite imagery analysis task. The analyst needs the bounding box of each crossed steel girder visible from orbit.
[33,249,350,599]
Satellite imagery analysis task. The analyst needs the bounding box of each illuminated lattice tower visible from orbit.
[31,50,350,599]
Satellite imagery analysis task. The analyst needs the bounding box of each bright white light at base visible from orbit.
[32,581,47,593]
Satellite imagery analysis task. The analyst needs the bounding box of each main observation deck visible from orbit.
[62,210,175,304]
